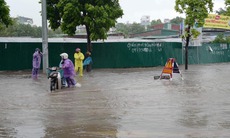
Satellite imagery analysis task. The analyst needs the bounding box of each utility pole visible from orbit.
[185,25,190,70]
[42,0,49,73]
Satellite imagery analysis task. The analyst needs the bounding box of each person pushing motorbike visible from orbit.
[60,53,81,88]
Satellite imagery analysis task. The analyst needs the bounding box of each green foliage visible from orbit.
[0,0,13,28]
[175,0,213,39]
[128,23,145,34]
[190,28,200,38]
[170,16,184,24]
[213,33,225,43]
[47,0,123,42]
[216,8,227,15]
[0,23,41,37]
[212,33,230,43]
[0,19,63,37]
[115,23,129,37]
[115,23,145,37]
[151,19,162,26]
[175,0,213,28]
[225,0,230,16]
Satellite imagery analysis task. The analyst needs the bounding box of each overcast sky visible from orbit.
[5,0,226,27]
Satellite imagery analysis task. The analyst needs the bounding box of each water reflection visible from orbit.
[0,125,17,138]
[42,75,120,138]
[1,64,230,137]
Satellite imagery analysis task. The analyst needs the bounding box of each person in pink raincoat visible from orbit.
[32,48,42,79]
[60,53,81,88]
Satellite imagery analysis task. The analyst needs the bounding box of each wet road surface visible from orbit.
[0,63,230,138]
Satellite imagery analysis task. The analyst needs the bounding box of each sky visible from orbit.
[5,0,226,27]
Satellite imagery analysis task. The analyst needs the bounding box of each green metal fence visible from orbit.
[0,41,229,71]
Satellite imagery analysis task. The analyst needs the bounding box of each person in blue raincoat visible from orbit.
[32,48,43,79]
[83,51,93,72]
[60,53,81,88]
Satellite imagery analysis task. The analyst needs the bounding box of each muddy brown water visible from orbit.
[0,63,230,138]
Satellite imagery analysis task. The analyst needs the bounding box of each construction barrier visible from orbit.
[0,41,230,71]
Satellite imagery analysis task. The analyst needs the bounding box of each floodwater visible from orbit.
[0,63,230,138]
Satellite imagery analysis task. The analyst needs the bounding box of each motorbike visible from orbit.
[47,67,62,91]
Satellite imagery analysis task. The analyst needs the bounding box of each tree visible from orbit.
[225,0,230,15]
[0,0,12,29]
[47,0,123,52]
[0,18,64,37]
[216,8,227,15]
[212,33,226,43]
[150,19,162,26]
[0,22,40,37]
[175,0,213,70]
[128,23,145,34]
[115,22,145,37]
[212,33,230,43]
[170,16,184,24]
[115,23,129,37]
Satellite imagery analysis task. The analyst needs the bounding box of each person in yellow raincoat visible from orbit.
[74,48,84,76]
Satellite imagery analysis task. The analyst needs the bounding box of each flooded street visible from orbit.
[1,63,230,138]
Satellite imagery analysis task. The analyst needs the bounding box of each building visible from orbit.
[140,16,151,26]
[164,19,170,23]
[130,23,180,38]
[16,16,33,25]
[151,23,180,31]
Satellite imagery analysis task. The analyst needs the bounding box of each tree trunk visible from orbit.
[185,25,191,70]
[85,24,92,52]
